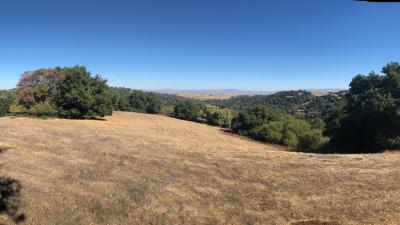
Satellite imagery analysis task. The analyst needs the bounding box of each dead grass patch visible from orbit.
[0,112,399,224]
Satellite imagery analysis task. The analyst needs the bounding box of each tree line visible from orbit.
[1,62,400,153]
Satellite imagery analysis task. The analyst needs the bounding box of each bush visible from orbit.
[282,131,298,147]
[29,101,57,117]
[9,101,28,115]
[299,130,329,151]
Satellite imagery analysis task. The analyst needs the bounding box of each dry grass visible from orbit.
[310,92,329,97]
[0,112,399,225]
[175,93,240,100]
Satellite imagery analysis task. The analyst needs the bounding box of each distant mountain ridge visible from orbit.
[153,88,345,96]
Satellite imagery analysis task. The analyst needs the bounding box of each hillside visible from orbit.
[206,91,342,118]
[0,112,399,224]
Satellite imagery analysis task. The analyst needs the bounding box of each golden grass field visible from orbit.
[0,112,399,225]
[175,93,241,100]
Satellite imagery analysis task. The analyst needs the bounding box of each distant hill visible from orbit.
[153,88,345,100]
[206,90,345,118]
[154,88,274,96]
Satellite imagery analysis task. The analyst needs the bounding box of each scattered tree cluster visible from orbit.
[9,66,114,119]
[207,90,340,120]
[3,61,400,153]
[111,87,186,115]
[231,106,328,151]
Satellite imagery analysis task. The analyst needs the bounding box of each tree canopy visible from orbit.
[12,66,114,119]
[325,62,400,152]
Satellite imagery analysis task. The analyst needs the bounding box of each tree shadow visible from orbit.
[0,148,26,224]
[294,144,387,155]
[0,178,26,224]
[219,129,385,155]
[89,117,107,121]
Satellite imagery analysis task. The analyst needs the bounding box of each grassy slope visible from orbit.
[0,112,399,225]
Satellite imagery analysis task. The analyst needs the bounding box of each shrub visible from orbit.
[9,101,28,115]
[282,131,298,147]
[299,130,329,151]
[29,101,57,117]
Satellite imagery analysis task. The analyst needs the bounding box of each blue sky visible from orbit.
[1,0,399,91]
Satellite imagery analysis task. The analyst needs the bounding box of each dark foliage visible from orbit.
[0,90,16,116]
[231,105,328,151]
[325,62,400,152]
[173,100,205,122]
[54,66,114,119]
[128,91,162,114]
[207,90,340,120]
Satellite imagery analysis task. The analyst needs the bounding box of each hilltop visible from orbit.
[0,112,399,224]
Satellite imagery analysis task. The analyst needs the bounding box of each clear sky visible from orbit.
[0,0,399,91]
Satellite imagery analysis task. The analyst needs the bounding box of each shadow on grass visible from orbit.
[0,148,26,224]
[220,129,387,154]
[9,115,107,121]
[0,178,26,224]
[309,145,386,154]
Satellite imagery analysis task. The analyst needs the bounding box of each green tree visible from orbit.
[128,91,147,113]
[16,69,64,107]
[232,106,328,151]
[173,100,204,121]
[90,75,114,117]
[205,105,233,128]
[326,62,400,151]
[145,93,162,114]
[54,66,113,119]
[127,91,162,114]
[0,92,16,116]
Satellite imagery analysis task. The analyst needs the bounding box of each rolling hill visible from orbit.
[0,112,399,225]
